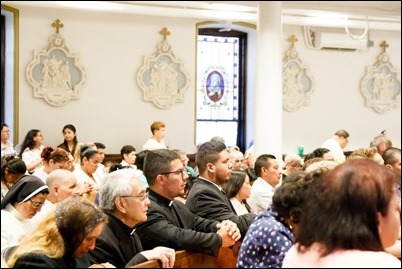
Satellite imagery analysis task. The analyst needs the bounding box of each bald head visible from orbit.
[46,169,78,203]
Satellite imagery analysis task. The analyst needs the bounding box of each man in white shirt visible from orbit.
[321,129,350,164]
[247,154,282,214]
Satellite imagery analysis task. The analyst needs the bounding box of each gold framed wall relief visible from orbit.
[137,27,190,109]
[282,35,315,112]
[26,19,86,107]
[360,41,401,113]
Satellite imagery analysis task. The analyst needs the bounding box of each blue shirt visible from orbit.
[237,208,294,268]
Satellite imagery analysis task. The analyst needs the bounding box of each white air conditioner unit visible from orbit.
[313,31,368,51]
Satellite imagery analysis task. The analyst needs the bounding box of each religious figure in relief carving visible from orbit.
[40,56,72,91]
[372,70,394,100]
[150,61,178,94]
[283,66,304,98]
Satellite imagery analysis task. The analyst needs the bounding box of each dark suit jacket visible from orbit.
[13,253,82,268]
[136,189,223,256]
[86,213,147,267]
[186,177,256,237]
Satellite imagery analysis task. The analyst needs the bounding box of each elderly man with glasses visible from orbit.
[84,169,175,268]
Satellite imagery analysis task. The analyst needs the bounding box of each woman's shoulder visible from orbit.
[14,253,66,268]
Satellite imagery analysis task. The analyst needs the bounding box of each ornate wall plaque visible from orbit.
[360,41,401,113]
[282,35,315,112]
[137,27,190,109]
[26,19,86,107]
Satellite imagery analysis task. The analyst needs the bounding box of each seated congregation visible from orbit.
[1,126,401,268]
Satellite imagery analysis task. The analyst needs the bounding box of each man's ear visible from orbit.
[384,164,392,170]
[207,163,214,173]
[155,174,165,186]
[115,197,127,214]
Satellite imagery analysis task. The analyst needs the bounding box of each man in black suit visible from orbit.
[136,149,240,256]
[85,169,175,268]
[186,140,256,237]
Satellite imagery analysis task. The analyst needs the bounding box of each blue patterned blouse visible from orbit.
[237,207,294,268]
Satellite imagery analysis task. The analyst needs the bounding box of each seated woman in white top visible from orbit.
[143,121,167,150]
[1,124,17,158]
[18,129,46,174]
[222,170,253,215]
[32,147,71,182]
[1,175,49,252]
[72,147,103,203]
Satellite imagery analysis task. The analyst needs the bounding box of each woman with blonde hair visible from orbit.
[8,196,112,268]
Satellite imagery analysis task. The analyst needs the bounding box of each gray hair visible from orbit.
[284,153,303,166]
[99,169,142,212]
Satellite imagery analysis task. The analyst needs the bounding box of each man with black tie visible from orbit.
[186,140,256,237]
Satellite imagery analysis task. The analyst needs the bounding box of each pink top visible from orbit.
[283,243,401,268]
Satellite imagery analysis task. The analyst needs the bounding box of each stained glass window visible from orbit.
[196,34,241,147]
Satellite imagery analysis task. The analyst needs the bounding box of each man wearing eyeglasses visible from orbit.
[186,140,256,238]
[85,169,175,268]
[136,149,241,256]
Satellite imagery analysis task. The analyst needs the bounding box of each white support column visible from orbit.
[254,1,283,162]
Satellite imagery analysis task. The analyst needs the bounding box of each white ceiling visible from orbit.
[2,1,401,30]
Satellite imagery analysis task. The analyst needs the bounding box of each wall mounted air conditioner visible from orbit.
[312,31,368,51]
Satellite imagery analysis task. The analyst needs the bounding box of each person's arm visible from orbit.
[187,188,256,237]
[132,247,175,268]
[136,203,223,256]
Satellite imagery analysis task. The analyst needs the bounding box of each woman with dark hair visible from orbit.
[18,129,45,173]
[32,147,71,182]
[58,124,79,160]
[1,123,17,158]
[237,170,318,268]
[1,156,27,200]
[7,196,113,268]
[283,159,401,267]
[222,170,252,215]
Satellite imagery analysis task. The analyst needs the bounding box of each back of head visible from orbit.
[46,169,75,188]
[56,196,107,257]
[284,153,302,167]
[1,156,27,180]
[334,129,349,138]
[135,150,150,171]
[304,148,331,163]
[210,136,226,144]
[296,159,398,256]
[382,147,401,166]
[304,160,338,173]
[272,170,316,225]
[196,140,227,174]
[370,134,392,148]
[144,149,180,186]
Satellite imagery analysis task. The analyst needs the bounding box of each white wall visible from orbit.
[7,5,402,155]
[16,6,198,154]
[282,25,401,155]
